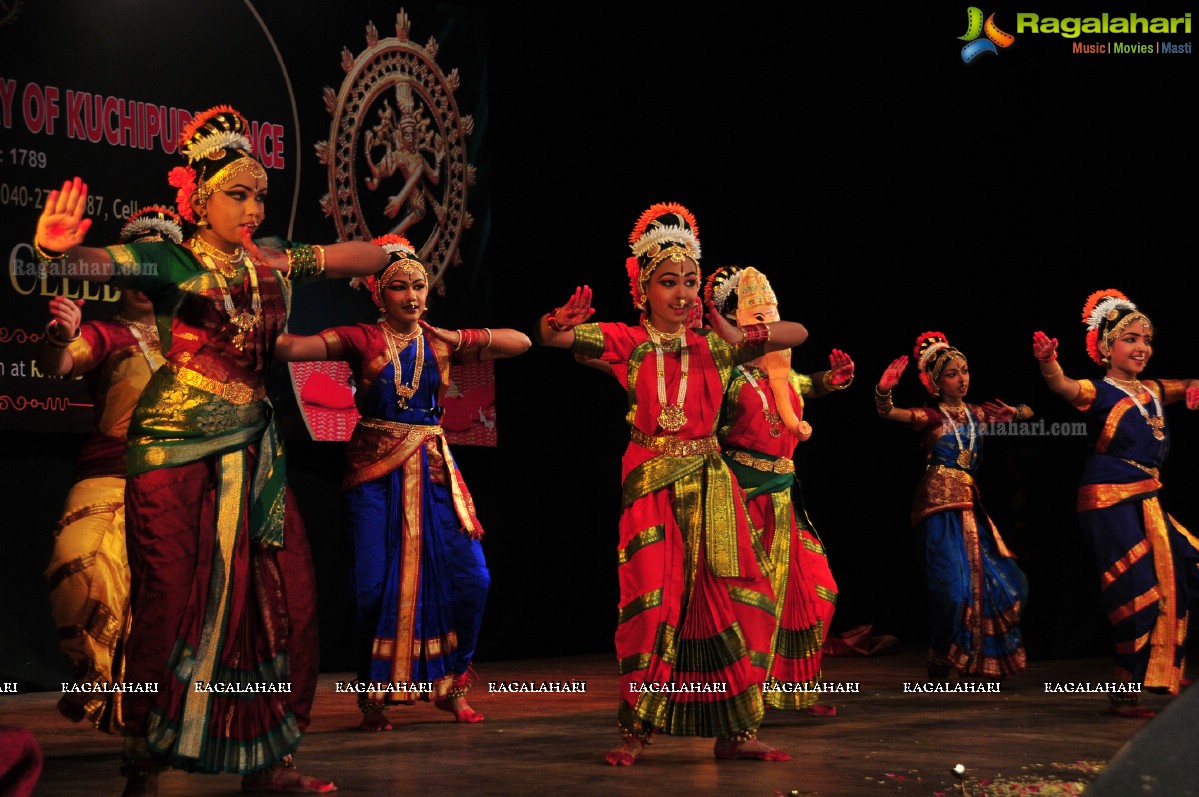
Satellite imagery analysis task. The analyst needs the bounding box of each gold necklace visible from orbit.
[1105,375,1143,392]
[381,319,421,343]
[194,252,262,351]
[643,317,686,342]
[938,402,977,469]
[380,322,424,407]
[116,315,164,371]
[1104,377,1165,441]
[738,365,782,438]
[643,320,688,432]
[189,235,244,265]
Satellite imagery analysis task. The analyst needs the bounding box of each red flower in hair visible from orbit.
[626,256,642,307]
[1085,328,1102,365]
[913,330,949,360]
[167,166,198,222]
[628,201,700,245]
[913,330,950,395]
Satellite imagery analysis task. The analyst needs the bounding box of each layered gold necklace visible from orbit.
[643,318,689,433]
[938,402,977,469]
[380,320,424,408]
[191,249,262,351]
[189,235,244,277]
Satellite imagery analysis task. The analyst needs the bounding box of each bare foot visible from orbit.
[242,758,337,793]
[357,707,392,731]
[804,703,837,717]
[714,737,791,761]
[1108,702,1156,719]
[435,695,484,723]
[604,736,647,766]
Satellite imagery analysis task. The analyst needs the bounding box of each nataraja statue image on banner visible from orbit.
[295,9,496,447]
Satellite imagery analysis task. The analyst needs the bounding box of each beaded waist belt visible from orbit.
[359,417,444,437]
[629,428,719,457]
[168,363,265,405]
[725,449,795,474]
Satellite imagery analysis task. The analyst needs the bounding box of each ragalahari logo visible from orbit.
[959,7,1015,62]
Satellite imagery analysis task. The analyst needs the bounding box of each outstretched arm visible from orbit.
[533,285,595,349]
[981,399,1033,423]
[243,234,388,278]
[274,333,330,363]
[704,302,807,350]
[34,177,113,282]
[1033,331,1081,402]
[420,322,531,360]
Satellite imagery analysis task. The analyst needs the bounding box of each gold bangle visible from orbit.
[34,240,67,262]
[44,320,78,348]
[822,371,851,391]
[483,328,493,349]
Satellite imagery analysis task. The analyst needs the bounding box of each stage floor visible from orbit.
[0,643,1169,796]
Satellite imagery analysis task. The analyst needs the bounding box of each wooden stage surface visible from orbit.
[0,643,1176,796]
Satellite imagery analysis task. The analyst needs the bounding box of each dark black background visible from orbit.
[1,1,1194,686]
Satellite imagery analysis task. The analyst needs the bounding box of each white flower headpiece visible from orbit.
[182,130,254,163]
[1085,296,1138,331]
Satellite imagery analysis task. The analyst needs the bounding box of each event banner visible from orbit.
[0,1,496,445]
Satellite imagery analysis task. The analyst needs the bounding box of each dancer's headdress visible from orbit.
[626,202,701,310]
[119,205,184,244]
[167,105,266,223]
[1080,289,1151,366]
[355,234,426,310]
[914,331,966,396]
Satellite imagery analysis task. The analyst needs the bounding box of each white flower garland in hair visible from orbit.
[120,217,183,244]
[918,340,950,369]
[379,241,417,257]
[630,225,702,260]
[712,270,742,315]
[183,131,254,163]
[1086,296,1137,331]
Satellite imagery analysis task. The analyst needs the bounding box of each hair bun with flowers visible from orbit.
[1080,288,1148,365]
[119,205,184,244]
[625,202,702,310]
[704,266,743,320]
